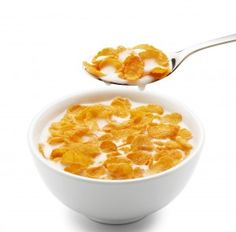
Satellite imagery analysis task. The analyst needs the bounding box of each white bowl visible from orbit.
[28,89,204,224]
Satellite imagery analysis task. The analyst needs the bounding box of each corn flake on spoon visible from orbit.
[83,34,236,88]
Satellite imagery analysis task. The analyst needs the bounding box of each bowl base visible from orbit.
[87,215,146,225]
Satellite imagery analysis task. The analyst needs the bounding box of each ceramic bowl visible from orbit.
[28,89,204,224]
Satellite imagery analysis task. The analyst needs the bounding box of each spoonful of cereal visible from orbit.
[83,34,236,89]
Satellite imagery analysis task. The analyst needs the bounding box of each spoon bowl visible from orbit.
[86,33,236,87]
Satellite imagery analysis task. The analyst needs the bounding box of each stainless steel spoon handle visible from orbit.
[173,33,236,71]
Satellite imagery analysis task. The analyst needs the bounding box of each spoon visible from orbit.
[88,34,236,87]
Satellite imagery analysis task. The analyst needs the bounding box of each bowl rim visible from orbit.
[28,89,204,185]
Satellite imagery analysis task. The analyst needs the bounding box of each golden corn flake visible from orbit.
[38,143,45,158]
[107,151,121,157]
[68,142,100,158]
[98,133,113,141]
[150,67,170,80]
[97,57,122,71]
[150,156,175,172]
[100,140,117,152]
[119,146,130,154]
[50,147,68,159]
[107,163,133,179]
[131,134,154,151]
[148,123,179,139]
[75,104,113,121]
[61,150,93,166]
[164,140,182,149]
[154,149,183,161]
[119,54,144,81]
[127,152,153,165]
[161,113,182,124]
[83,61,105,78]
[133,167,144,178]
[67,104,84,113]
[83,165,106,178]
[42,97,193,180]
[131,104,164,115]
[111,97,131,117]
[92,47,118,63]
[64,164,86,175]
[104,156,132,168]
[139,49,169,68]
[175,136,193,151]
[47,136,64,145]
[178,128,192,140]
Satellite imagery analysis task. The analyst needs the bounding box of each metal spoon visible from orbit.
[88,34,236,86]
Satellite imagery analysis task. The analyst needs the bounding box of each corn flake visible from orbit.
[131,134,154,151]
[178,128,192,140]
[83,61,105,77]
[64,164,86,175]
[148,123,179,139]
[92,48,118,63]
[107,163,133,179]
[133,167,144,178]
[149,67,170,80]
[111,97,131,117]
[97,57,122,71]
[161,113,182,124]
[139,49,169,68]
[100,140,117,152]
[127,151,153,165]
[61,150,93,166]
[84,166,106,178]
[119,54,144,81]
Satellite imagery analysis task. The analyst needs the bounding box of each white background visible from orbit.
[1,0,236,231]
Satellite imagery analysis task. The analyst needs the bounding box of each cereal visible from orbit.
[119,54,144,81]
[127,151,153,165]
[83,61,105,77]
[106,163,133,179]
[38,143,45,158]
[133,167,144,178]
[47,136,64,145]
[83,44,170,82]
[50,147,68,159]
[178,128,192,140]
[150,156,175,172]
[161,113,182,124]
[175,136,193,151]
[97,57,122,70]
[139,49,169,68]
[107,151,121,157]
[83,166,106,178]
[98,133,113,141]
[119,146,130,154]
[92,48,118,63]
[111,97,131,117]
[100,140,117,152]
[149,67,170,80]
[70,142,100,158]
[154,149,183,161]
[147,123,179,139]
[40,97,193,180]
[64,164,85,175]
[104,156,132,168]
[61,150,93,166]
[131,104,164,115]
[131,135,154,151]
